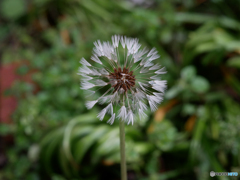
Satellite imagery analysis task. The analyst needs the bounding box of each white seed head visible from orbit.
[155,67,167,74]
[117,106,127,120]
[149,63,160,70]
[81,82,95,90]
[80,57,91,66]
[138,109,147,120]
[107,113,116,125]
[91,55,102,64]
[97,108,107,121]
[78,35,167,125]
[127,110,134,125]
[86,100,98,109]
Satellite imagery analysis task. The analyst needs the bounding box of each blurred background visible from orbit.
[0,0,240,179]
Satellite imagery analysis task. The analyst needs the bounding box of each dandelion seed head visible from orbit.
[78,35,167,125]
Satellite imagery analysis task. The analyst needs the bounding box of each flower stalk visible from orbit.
[119,120,127,180]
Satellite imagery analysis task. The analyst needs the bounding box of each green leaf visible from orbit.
[195,42,221,53]
[40,128,65,174]
[191,76,210,93]
[165,86,182,99]
[62,125,95,165]
[73,125,109,163]
[0,124,12,135]
[0,0,26,20]
[202,50,225,65]
[190,117,207,161]
[181,66,196,81]
[186,33,213,48]
[81,0,112,21]
[227,56,240,68]
[175,12,214,24]
[94,127,119,156]
[182,104,196,115]
[59,148,72,177]
[69,113,98,124]
[176,13,240,31]
[225,41,240,51]
[148,121,178,151]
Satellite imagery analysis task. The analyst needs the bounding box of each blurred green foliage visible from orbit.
[0,0,240,180]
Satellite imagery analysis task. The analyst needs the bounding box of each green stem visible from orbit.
[119,120,127,180]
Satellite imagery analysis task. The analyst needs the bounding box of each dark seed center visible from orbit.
[109,67,135,93]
